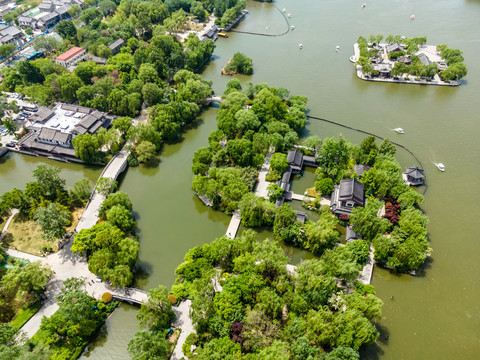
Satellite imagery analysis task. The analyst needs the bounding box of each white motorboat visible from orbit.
[299,44,303,49]
[394,128,404,134]
[362,3,366,8]
[350,55,358,63]
[411,14,415,20]
[336,45,340,51]
[291,25,295,30]
[288,13,292,18]
[283,8,286,13]
[435,163,445,172]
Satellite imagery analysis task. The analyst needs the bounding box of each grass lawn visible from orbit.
[3,208,84,255]
[10,301,42,329]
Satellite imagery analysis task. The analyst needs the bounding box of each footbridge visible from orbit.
[205,95,223,105]
[76,149,130,231]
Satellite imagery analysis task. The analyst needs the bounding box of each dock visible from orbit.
[226,211,241,239]
[223,9,248,31]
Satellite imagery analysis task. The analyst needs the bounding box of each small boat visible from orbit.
[299,43,303,49]
[394,127,404,134]
[288,13,292,18]
[336,45,340,51]
[361,3,366,8]
[218,32,228,38]
[435,163,445,172]
[411,14,415,20]
[291,25,295,30]
[283,8,286,13]
[349,55,358,63]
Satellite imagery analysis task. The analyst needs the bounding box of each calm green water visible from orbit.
[7,0,479,358]
[0,152,102,194]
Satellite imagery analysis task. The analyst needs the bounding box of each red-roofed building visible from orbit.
[55,47,86,68]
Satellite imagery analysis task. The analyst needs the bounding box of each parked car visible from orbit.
[22,112,31,116]
[17,115,24,120]
[6,142,15,148]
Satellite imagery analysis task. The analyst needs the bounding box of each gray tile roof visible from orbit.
[405,167,425,179]
[338,178,364,204]
[417,53,432,66]
[78,114,98,129]
[30,107,54,123]
[386,43,404,53]
[287,149,303,167]
[108,38,124,50]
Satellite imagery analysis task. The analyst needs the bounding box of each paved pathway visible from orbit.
[0,208,19,243]
[171,300,193,360]
[225,211,241,239]
[358,245,375,285]
[254,153,272,200]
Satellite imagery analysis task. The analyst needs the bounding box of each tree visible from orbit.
[326,346,360,360]
[112,116,133,134]
[70,179,92,206]
[33,165,66,199]
[40,278,103,347]
[234,109,260,132]
[303,135,322,151]
[56,20,77,40]
[34,203,70,241]
[134,141,156,163]
[137,286,175,331]
[128,330,170,360]
[2,118,17,135]
[305,207,340,254]
[138,63,158,84]
[314,177,334,195]
[0,44,15,58]
[56,73,83,102]
[25,27,33,35]
[318,137,351,181]
[225,52,253,75]
[196,337,242,360]
[106,204,134,233]
[267,183,284,202]
[350,199,389,241]
[98,0,117,15]
[379,138,396,156]
[95,177,118,195]
[269,152,288,174]
[68,4,82,18]
[99,191,133,217]
[72,133,100,163]
[142,83,163,107]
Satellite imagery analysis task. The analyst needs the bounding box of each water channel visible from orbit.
[1,0,479,358]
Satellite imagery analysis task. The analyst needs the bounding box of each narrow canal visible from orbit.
[2,0,478,358]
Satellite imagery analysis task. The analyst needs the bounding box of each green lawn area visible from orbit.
[10,301,42,329]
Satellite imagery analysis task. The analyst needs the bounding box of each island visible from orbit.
[352,34,467,86]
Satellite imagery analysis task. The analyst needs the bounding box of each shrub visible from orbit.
[102,292,113,303]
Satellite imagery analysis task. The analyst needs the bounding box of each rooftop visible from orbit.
[56,47,85,62]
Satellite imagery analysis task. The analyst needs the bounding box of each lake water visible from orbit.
[3,0,478,358]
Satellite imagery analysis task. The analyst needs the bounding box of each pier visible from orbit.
[222,9,248,31]
[226,211,241,239]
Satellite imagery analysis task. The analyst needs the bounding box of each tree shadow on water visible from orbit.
[359,323,390,359]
